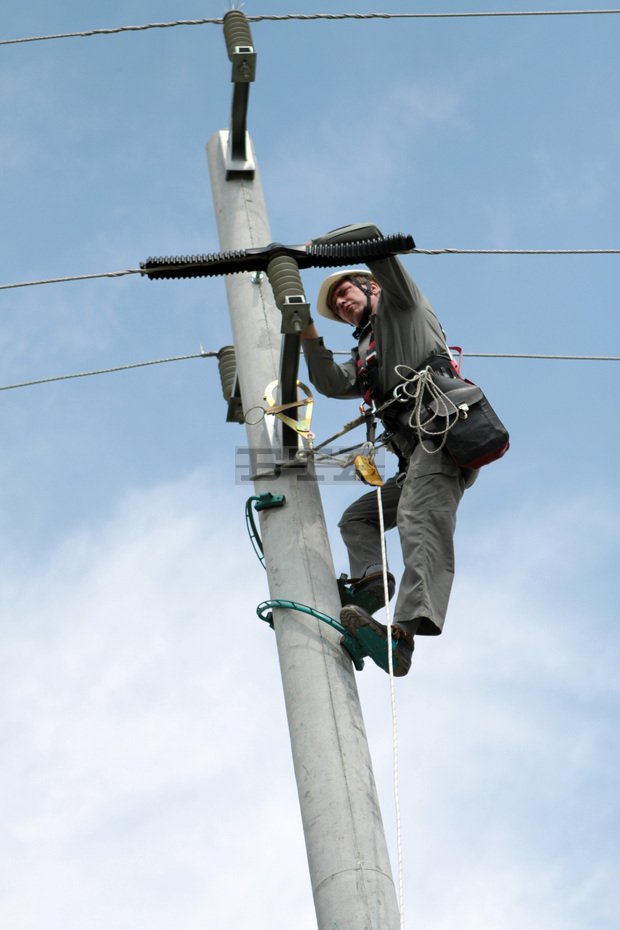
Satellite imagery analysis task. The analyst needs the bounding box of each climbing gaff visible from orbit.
[264,379,314,445]
[256,599,367,671]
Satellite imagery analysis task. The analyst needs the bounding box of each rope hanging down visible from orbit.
[3,10,620,46]
[250,473,405,924]
[376,480,405,930]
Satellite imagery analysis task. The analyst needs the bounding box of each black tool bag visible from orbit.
[424,371,510,469]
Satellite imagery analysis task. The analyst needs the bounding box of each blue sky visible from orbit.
[1,2,619,928]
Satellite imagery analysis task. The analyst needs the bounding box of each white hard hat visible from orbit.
[316,270,377,324]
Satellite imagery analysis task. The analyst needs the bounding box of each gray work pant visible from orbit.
[339,443,478,636]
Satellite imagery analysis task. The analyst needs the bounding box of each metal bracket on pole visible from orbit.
[222,11,256,178]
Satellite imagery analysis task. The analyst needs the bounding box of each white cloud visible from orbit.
[0,471,314,929]
[0,471,618,929]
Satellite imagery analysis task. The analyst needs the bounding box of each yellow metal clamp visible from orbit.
[354,455,383,487]
[264,380,315,444]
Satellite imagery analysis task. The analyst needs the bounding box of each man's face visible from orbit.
[330,277,379,326]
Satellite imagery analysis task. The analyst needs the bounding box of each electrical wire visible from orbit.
[1,248,619,293]
[0,351,217,392]
[0,19,224,46]
[2,10,620,46]
[412,248,620,255]
[0,269,142,291]
[463,353,620,360]
[332,352,620,361]
[2,349,618,394]
[248,9,620,20]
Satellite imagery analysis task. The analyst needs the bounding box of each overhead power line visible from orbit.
[412,248,620,255]
[0,269,141,290]
[0,351,217,391]
[2,351,618,393]
[1,248,619,293]
[332,352,620,361]
[2,10,620,47]
[465,353,620,360]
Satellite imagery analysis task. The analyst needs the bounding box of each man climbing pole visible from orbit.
[301,222,479,678]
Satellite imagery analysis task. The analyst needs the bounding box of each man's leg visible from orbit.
[338,476,401,578]
[393,446,473,637]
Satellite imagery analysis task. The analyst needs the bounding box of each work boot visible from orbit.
[339,605,414,677]
[338,570,396,616]
[351,570,395,606]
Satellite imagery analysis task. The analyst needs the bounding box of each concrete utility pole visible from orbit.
[205,12,400,930]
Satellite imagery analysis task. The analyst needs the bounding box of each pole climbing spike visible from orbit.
[256,599,366,671]
[342,622,406,676]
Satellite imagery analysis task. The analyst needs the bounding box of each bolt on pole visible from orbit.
[204,13,401,929]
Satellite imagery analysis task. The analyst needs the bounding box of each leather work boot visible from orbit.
[338,570,396,616]
[339,605,414,677]
[351,570,395,606]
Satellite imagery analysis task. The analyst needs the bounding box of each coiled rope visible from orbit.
[393,365,463,454]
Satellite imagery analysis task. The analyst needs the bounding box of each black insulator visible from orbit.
[140,234,416,280]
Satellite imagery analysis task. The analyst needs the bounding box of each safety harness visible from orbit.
[355,327,463,475]
[332,273,508,475]
[354,326,379,405]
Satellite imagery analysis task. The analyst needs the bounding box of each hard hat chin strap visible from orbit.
[350,276,373,333]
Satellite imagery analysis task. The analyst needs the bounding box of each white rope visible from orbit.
[376,481,405,929]
[394,365,461,454]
